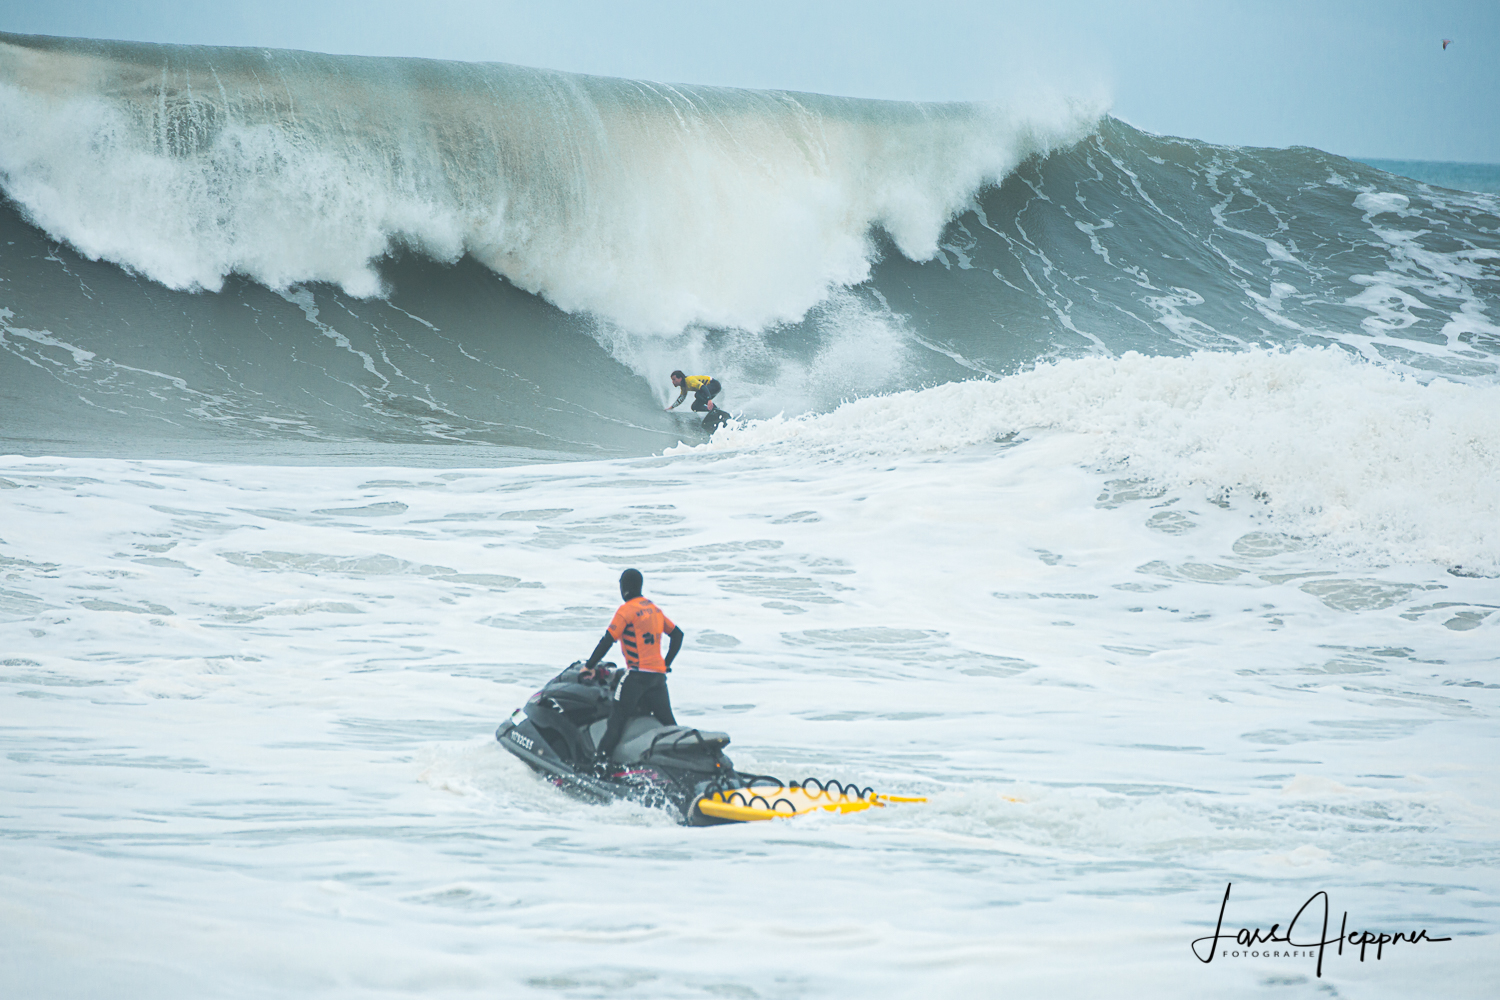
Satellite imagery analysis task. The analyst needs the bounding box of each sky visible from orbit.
[2,0,1497,162]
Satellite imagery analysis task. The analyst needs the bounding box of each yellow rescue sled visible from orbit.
[692,777,926,824]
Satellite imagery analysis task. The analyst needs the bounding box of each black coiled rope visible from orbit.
[791,776,875,801]
[705,771,875,806]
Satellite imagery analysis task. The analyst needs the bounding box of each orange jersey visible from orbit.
[606,597,676,673]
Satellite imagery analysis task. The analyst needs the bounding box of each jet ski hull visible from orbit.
[494,664,740,825]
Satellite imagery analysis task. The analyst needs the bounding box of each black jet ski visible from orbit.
[495,661,740,825]
[497,662,930,825]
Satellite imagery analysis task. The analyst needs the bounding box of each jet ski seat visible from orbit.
[588,717,731,765]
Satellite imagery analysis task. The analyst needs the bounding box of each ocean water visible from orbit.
[1358,159,1500,196]
[2,31,1498,998]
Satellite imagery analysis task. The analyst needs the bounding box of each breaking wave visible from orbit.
[0,31,1100,334]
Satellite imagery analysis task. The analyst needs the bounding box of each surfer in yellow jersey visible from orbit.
[667,370,731,431]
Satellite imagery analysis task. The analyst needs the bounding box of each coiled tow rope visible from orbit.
[696,771,926,823]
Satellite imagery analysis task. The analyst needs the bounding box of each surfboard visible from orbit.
[671,409,733,434]
[692,780,926,823]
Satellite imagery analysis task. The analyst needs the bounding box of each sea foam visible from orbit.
[693,347,1500,572]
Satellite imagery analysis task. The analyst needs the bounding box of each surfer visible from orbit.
[582,568,684,771]
[667,370,731,431]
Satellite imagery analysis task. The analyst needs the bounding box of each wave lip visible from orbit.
[0,31,1103,334]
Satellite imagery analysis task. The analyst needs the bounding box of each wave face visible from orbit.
[2,30,1499,459]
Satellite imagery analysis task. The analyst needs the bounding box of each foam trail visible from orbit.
[0,31,1102,335]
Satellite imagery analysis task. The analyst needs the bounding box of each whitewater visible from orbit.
[2,30,1498,999]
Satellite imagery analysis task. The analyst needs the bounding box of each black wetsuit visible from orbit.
[690,378,722,412]
[597,672,676,760]
[692,378,731,431]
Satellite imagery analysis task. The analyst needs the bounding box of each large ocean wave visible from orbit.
[0,31,1099,332]
[2,30,1498,459]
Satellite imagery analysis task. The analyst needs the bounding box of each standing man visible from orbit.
[583,568,684,770]
[667,370,731,431]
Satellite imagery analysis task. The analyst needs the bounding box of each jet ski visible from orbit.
[496,662,928,825]
[495,661,740,825]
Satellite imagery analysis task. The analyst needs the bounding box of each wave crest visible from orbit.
[0,31,1102,334]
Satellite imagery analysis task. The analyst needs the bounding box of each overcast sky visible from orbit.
[4,0,1496,161]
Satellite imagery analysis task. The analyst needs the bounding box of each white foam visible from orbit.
[594,288,917,415]
[1,434,1496,995]
[1354,191,1412,216]
[1344,189,1500,354]
[691,347,1500,572]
